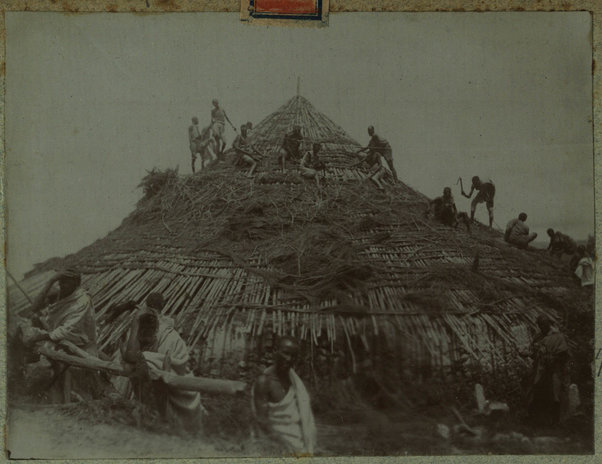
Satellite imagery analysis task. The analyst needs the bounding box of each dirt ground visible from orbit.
[5,396,592,459]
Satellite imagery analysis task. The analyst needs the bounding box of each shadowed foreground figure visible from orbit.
[526,315,570,427]
[504,212,537,249]
[118,293,204,432]
[22,268,100,403]
[252,336,317,455]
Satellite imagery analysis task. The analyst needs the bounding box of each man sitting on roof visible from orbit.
[426,187,459,227]
[526,314,570,426]
[547,228,577,258]
[353,149,391,191]
[23,268,99,403]
[121,293,204,431]
[461,176,496,228]
[252,336,317,455]
[279,125,303,172]
[357,126,398,182]
[299,142,326,186]
[232,124,260,177]
[504,213,538,249]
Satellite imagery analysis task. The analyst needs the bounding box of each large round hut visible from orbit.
[8,95,593,402]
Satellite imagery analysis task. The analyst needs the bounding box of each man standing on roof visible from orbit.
[280,125,303,172]
[232,124,260,177]
[121,293,204,431]
[299,142,326,186]
[357,126,398,182]
[504,213,538,249]
[526,315,570,426]
[461,176,496,227]
[210,99,234,157]
[23,268,99,403]
[252,336,317,455]
[189,117,203,172]
[547,229,577,258]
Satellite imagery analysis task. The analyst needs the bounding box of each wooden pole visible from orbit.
[7,271,34,304]
[38,345,247,395]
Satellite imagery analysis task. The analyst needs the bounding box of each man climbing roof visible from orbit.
[547,229,577,258]
[461,176,496,228]
[299,142,326,187]
[232,124,261,177]
[357,126,398,182]
[353,149,391,191]
[504,212,538,249]
[252,336,317,455]
[280,125,303,172]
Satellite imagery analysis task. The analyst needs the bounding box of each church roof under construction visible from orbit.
[8,95,592,378]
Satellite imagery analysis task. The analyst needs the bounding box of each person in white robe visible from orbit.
[121,293,204,431]
[252,336,317,455]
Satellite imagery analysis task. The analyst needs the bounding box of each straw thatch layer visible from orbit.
[8,96,593,385]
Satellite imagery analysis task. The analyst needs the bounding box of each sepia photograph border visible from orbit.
[0,0,600,463]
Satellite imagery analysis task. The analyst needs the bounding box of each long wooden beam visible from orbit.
[38,345,247,395]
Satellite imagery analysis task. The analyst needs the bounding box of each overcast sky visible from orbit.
[5,12,594,279]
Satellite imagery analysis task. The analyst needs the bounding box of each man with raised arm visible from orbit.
[461,176,496,228]
[252,336,317,455]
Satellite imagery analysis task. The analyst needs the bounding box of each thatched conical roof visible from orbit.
[8,95,592,386]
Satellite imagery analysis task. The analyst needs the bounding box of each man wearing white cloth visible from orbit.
[252,336,317,455]
[122,293,203,431]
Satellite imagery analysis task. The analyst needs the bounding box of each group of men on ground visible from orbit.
[17,268,317,455]
[16,266,580,448]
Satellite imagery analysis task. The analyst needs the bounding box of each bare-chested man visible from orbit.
[211,99,234,157]
[252,336,316,455]
[461,176,496,227]
[357,126,398,182]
